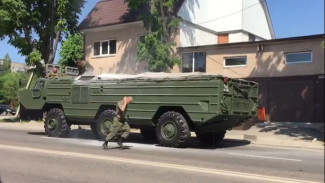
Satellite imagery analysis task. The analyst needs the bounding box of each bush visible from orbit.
[0,72,29,105]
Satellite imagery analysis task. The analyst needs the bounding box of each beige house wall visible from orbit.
[0,60,27,72]
[178,37,324,78]
[83,21,323,78]
[83,22,147,74]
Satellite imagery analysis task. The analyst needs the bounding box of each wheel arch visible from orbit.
[152,106,194,130]
[43,103,64,112]
[95,105,116,119]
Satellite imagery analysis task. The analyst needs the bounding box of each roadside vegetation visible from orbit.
[0,54,29,107]
[0,0,85,76]
[126,0,183,72]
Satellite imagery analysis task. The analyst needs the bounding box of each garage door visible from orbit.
[268,80,315,122]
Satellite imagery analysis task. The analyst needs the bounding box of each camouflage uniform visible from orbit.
[103,100,130,149]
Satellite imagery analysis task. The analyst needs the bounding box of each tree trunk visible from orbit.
[158,0,168,43]
[48,30,61,64]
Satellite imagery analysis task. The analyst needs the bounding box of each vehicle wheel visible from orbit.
[90,124,98,135]
[140,127,157,140]
[95,110,116,140]
[196,130,226,146]
[44,108,70,137]
[156,111,190,147]
[2,111,8,116]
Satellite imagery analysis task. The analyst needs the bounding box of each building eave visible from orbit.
[260,0,276,39]
[179,34,325,50]
[80,21,144,33]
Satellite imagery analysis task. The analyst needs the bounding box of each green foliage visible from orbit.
[27,50,42,66]
[0,0,85,65]
[0,53,11,75]
[0,72,28,104]
[126,0,182,72]
[322,40,324,48]
[138,32,181,71]
[125,0,149,9]
[59,33,84,69]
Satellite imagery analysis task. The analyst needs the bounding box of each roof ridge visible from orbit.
[78,0,138,30]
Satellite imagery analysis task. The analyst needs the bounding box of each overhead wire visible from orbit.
[196,0,266,25]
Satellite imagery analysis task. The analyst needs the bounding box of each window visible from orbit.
[285,52,312,64]
[182,52,206,73]
[93,40,117,56]
[224,57,247,67]
[34,81,45,90]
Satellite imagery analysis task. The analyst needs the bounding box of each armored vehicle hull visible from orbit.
[19,73,259,147]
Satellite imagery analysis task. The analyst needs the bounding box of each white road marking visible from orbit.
[0,144,318,183]
[228,153,302,162]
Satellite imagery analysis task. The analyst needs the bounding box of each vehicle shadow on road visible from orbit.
[27,129,251,149]
[27,132,46,136]
[256,122,324,142]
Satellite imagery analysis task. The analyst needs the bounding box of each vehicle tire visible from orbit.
[95,110,116,140]
[2,111,8,116]
[140,127,157,140]
[90,124,98,135]
[196,130,226,146]
[156,111,190,147]
[44,108,70,137]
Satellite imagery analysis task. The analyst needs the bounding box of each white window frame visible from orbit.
[93,39,117,57]
[224,56,247,68]
[285,51,313,64]
[181,52,206,73]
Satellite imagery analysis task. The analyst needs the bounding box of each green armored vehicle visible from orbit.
[19,72,258,147]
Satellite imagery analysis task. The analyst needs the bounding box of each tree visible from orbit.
[59,33,84,69]
[0,72,28,104]
[3,53,11,71]
[0,53,11,74]
[0,0,85,70]
[126,0,182,72]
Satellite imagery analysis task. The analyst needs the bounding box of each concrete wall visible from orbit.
[83,22,147,74]
[242,0,273,39]
[179,37,324,78]
[180,21,218,47]
[229,32,249,43]
[178,0,273,47]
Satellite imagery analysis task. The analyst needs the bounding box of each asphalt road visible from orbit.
[0,128,324,183]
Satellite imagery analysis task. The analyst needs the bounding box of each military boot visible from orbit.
[117,139,124,149]
[102,141,109,150]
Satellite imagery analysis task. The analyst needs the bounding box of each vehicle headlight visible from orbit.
[7,109,11,112]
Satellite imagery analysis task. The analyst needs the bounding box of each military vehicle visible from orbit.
[19,71,260,147]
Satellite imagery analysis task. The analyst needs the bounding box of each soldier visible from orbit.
[46,66,59,78]
[102,96,133,150]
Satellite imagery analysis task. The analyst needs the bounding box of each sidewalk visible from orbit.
[0,118,324,150]
[226,122,324,150]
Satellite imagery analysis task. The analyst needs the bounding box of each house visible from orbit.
[79,0,324,122]
[0,60,27,73]
[79,0,274,74]
[180,34,325,122]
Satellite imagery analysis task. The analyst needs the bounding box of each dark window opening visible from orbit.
[225,57,247,67]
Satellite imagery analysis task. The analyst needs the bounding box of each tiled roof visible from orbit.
[78,0,186,30]
[78,0,139,30]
